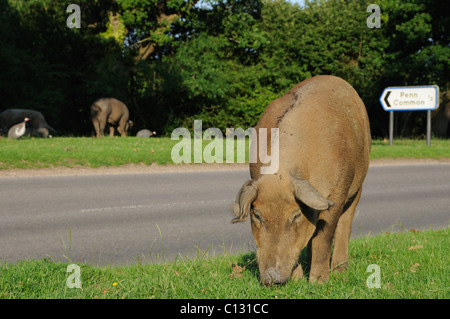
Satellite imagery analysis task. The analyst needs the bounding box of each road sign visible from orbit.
[379,85,440,147]
[379,86,439,111]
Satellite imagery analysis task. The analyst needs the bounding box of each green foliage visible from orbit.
[0,0,132,135]
[0,0,448,137]
[118,0,198,59]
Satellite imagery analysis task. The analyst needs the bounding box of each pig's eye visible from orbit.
[252,210,263,224]
[292,211,302,223]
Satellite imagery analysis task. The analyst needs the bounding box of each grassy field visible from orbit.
[0,228,448,299]
[0,136,449,170]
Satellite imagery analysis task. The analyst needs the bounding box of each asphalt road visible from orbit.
[1,163,449,266]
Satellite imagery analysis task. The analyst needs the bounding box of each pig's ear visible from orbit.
[232,180,258,223]
[292,178,334,211]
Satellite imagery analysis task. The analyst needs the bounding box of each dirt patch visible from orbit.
[0,159,449,178]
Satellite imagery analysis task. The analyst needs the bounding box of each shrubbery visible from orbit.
[1,0,448,137]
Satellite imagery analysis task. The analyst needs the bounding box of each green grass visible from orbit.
[0,137,178,169]
[1,228,448,299]
[0,137,449,170]
[371,138,450,159]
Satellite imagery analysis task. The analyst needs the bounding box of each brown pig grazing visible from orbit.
[233,75,371,285]
[91,98,133,137]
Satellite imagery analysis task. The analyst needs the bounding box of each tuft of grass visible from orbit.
[0,137,449,170]
[0,228,448,299]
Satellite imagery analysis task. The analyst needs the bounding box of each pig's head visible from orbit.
[37,127,49,138]
[233,173,333,286]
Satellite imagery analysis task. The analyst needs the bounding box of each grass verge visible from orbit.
[371,138,450,159]
[1,228,448,299]
[0,137,449,170]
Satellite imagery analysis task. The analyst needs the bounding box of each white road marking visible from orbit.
[81,199,230,213]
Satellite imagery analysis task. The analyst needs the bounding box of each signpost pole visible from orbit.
[389,111,394,146]
[427,110,431,147]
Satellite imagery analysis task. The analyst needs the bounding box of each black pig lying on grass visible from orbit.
[0,109,55,138]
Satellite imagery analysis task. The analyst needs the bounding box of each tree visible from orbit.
[375,0,449,137]
[0,0,131,135]
[1,0,448,137]
[118,0,199,60]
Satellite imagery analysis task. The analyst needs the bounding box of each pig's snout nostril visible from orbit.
[263,268,285,285]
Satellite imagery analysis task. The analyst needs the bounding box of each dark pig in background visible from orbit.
[0,109,55,138]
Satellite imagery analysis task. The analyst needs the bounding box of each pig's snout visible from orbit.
[261,268,289,286]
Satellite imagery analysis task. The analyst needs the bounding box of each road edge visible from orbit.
[1,158,449,178]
